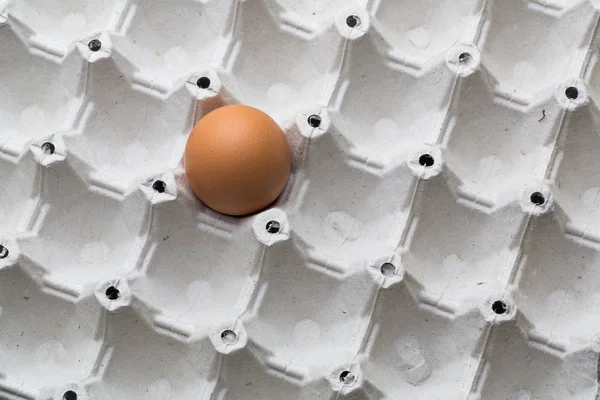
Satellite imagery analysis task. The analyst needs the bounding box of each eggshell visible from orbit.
[184,105,291,216]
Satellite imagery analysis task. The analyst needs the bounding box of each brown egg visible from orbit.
[184,105,291,216]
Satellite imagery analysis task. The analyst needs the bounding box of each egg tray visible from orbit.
[2,0,600,399]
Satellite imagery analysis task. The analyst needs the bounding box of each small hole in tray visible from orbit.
[458,52,472,64]
[63,391,77,400]
[491,300,507,315]
[88,39,102,52]
[105,286,120,300]
[152,180,166,193]
[380,262,396,277]
[197,77,211,89]
[419,154,434,167]
[41,142,55,155]
[565,86,579,100]
[0,245,8,259]
[307,114,322,128]
[346,15,360,28]
[221,329,237,344]
[530,192,545,206]
[339,370,355,384]
[266,220,280,234]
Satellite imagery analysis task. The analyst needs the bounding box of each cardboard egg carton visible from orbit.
[1,0,600,399]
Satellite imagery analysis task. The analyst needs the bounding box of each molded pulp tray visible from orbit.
[1,0,600,399]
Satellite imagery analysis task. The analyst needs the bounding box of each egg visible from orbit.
[184,105,291,216]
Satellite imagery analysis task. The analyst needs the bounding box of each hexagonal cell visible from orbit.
[0,265,102,395]
[290,128,414,263]
[445,69,558,198]
[0,154,38,236]
[403,176,525,304]
[87,307,218,399]
[332,30,454,159]
[222,0,341,123]
[213,346,331,399]
[372,0,481,63]
[112,0,234,82]
[245,239,377,371]
[0,23,84,152]
[8,0,123,50]
[514,210,600,345]
[131,190,260,331]
[472,320,598,399]
[553,103,600,236]
[481,0,596,100]
[364,281,485,399]
[18,159,147,286]
[65,52,194,183]
[274,0,366,29]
